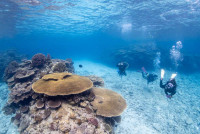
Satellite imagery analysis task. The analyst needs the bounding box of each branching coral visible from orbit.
[31,53,46,68]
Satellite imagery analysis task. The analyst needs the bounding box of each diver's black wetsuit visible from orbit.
[142,72,158,84]
[160,79,176,96]
[117,62,129,76]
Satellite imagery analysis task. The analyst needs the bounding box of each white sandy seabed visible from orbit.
[74,60,200,134]
[0,60,200,134]
[0,83,18,134]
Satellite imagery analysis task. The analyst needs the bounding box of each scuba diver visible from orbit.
[160,69,177,99]
[141,67,158,84]
[116,62,129,77]
[79,64,83,68]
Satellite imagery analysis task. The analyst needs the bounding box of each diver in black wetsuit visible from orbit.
[116,62,129,77]
[79,64,83,68]
[141,67,158,84]
[160,77,177,99]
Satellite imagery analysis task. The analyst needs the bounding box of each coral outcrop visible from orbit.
[23,102,108,134]
[31,53,46,68]
[3,54,75,106]
[32,73,93,96]
[53,62,67,72]
[91,87,127,117]
[46,100,62,109]
[52,59,74,73]
[0,50,26,80]
[36,100,45,109]
[87,75,104,87]
[4,61,19,79]
[3,53,126,134]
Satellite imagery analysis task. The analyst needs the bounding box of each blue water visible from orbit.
[0,0,200,134]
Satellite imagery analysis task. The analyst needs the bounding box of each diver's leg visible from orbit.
[142,72,147,79]
[171,90,176,96]
[164,90,169,96]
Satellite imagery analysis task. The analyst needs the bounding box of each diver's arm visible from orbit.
[160,79,165,88]
[164,90,168,95]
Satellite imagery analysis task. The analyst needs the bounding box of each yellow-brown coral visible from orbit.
[32,73,93,96]
[91,87,127,117]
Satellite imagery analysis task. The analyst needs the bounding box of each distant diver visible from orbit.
[79,64,83,68]
[116,62,129,77]
[141,67,158,84]
[160,69,177,99]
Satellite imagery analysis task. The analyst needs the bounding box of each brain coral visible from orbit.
[32,73,93,96]
[91,87,127,117]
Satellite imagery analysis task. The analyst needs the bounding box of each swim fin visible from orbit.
[161,69,165,79]
[141,67,147,73]
[171,73,177,80]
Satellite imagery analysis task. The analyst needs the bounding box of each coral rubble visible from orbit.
[3,53,126,134]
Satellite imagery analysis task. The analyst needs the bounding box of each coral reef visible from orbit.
[31,53,46,68]
[52,59,75,73]
[36,100,44,109]
[46,100,62,109]
[65,58,75,73]
[87,75,104,87]
[53,62,67,72]
[0,50,26,80]
[3,54,126,134]
[14,69,36,82]
[4,61,19,79]
[3,55,75,107]
[22,102,108,134]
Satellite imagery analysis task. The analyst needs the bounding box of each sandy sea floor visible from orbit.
[0,60,200,134]
[0,83,18,134]
[75,60,200,134]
